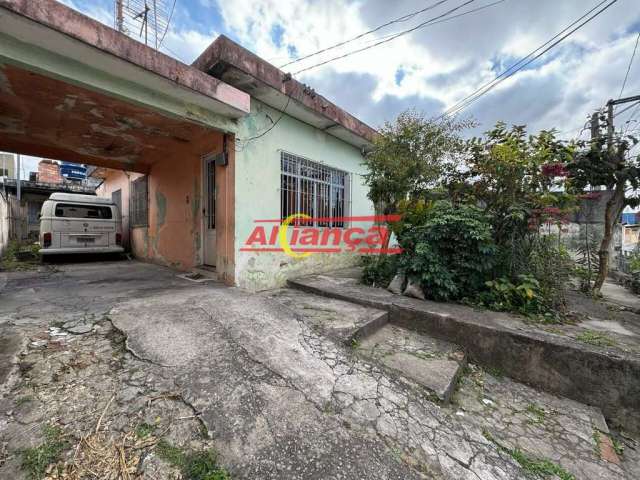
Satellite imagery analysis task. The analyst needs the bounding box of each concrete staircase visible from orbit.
[281,270,637,479]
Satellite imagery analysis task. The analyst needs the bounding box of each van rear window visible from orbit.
[54,203,113,219]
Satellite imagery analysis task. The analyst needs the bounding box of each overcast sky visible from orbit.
[15,0,640,173]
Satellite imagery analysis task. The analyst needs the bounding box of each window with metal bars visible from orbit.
[280,151,349,227]
[130,176,148,227]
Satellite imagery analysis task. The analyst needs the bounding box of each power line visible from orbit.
[280,0,452,68]
[439,0,617,119]
[159,0,178,48]
[236,94,293,150]
[618,31,640,99]
[614,99,640,118]
[291,0,481,76]
[241,0,506,145]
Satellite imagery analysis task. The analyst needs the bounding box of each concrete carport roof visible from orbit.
[0,0,250,173]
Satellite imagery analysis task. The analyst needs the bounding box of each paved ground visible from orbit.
[0,261,637,479]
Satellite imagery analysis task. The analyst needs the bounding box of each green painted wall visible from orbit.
[234,99,375,290]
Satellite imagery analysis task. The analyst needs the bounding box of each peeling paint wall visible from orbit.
[234,99,375,291]
[96,131,226,272]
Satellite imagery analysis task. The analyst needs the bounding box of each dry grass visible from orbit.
[43,395,164,480]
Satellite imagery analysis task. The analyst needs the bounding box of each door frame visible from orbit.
[200,152,216,267]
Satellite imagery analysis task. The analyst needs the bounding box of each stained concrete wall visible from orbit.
[96,131,228,274]
[234,99,375,291]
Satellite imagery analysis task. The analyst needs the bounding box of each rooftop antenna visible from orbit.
[114,0,171,49]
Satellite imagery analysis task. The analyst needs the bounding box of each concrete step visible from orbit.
[357,323,465,403]
[264,288,388,345]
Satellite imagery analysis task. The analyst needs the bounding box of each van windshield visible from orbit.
[54,203,113,219]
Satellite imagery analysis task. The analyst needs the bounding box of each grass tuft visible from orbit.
[575,330,616,347]
[156,439,231,480]
[20,424,69,479]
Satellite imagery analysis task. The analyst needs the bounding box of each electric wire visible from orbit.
[280,0,452,68]
[291,0,479,75]
[618,31,640,100]
[439,0,617,119]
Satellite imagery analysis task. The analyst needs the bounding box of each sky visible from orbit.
[14,0,640,173]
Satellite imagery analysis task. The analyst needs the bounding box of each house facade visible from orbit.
[93,36,377,290]
[0,0,376,289]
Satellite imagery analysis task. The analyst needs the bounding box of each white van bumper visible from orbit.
[40,246,125,255]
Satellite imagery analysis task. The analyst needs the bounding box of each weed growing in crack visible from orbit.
[135,422,156,439]
[483,429,575,480]
[575,330,616,348]
[592,430,602,458]
[525,403,546,425]
[20,424,69,479]
[611,437,624,456]
[350,338,360,349]
[15,395,33,407]
[156,439,231,480]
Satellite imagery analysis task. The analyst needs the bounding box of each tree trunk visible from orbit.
[592,182,626,294]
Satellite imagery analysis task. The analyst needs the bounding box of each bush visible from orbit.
[362,254,398,287]
[479,274,545,315]
[398,201,496,301]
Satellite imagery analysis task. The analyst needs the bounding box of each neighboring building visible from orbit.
[37,159,63,183]
[93,35,376,290]
[0,178,95,255]
[0,152,15,178]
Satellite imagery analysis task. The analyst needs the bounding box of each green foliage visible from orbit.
[361,254,398,287]
[575,330,616,347]
[483,429,575,480]
[156,440,230,480]
[398,201,496,301]
[450,123,575,248]
[363,111,472,214]
[574,226,601,292]
[135,422,156,439]
[480,274,544,315]
[1,241,41,271]
[509,235,573,314]
[20,424,69,479]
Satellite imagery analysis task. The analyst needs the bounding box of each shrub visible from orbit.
[361,254,398,287]
[398,201,496,301]
[479,274,544,315]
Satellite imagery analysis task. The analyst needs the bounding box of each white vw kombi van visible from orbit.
[39,193,124,255]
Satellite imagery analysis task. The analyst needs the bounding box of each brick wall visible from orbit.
[38,160,63,184]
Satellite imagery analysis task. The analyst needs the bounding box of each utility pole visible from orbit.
[605,94,640,148]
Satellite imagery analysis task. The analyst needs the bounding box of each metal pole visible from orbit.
[607,100,614,153]
[16,154,20,201]
[16,153,21,242]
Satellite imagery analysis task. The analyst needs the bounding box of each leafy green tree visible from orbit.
[565,116,640,294]
[449,123,576,276]
[362,110,473,219]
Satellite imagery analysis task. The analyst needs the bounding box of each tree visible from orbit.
[362,110,472,219]
[448,123,576,276]
[565,116,640,294]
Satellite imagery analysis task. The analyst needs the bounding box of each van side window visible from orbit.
[54,203,113,219]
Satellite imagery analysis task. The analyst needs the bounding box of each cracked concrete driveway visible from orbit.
[1,261,633,479]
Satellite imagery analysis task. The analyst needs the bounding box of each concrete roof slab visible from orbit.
[0,0,250,127]
[193,35,378,149]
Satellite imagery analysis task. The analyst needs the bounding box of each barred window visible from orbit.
[281,151,349,227]
[130,176,148,227]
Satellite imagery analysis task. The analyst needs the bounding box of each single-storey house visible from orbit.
[0,0,377,289]
[92,36,378,290]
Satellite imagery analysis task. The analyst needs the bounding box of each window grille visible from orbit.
[280,151,350,227]
[130,176,148,227]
